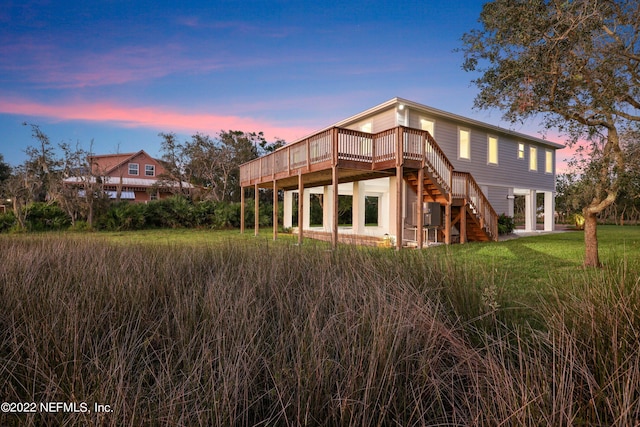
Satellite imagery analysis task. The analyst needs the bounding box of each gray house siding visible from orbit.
[403,108,557,192]
[337,100,559,229]
[486,185,510,216]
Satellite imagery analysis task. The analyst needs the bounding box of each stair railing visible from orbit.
[452,171,498,240]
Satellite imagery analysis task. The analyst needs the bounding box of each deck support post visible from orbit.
[240,186,245,234]
[298,173,304,245]
[395,127,404,250]
[273,180,278,241]
[417,167,424,249]
[395,165,403,250]
[460,201,467,244]
[332,166,339,249]
[444,197,452,244]
[254,184,259,236]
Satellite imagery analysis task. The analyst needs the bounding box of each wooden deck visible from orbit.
[239,126,498,248]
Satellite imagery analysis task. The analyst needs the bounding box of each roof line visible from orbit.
[287,97,563,150]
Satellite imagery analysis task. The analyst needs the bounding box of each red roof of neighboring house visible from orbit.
[89,153,136,174]
[89,150,155,176]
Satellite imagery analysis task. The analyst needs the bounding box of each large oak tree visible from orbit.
[461,0,639,267]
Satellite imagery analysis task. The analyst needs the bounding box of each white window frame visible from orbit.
[420,117,435,135]
[128,163,139,175]
[545,150,553,174]
[488,135,498,165]
[145,164,155,177]
[458,128,471,160]
[518,143,525,160]
[529,146,538,171]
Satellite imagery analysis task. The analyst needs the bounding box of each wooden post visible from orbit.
[460,201,467,244]
[444,196,452,244]
[273,180,278,241]
[395,127,404,250]
[240,186,245,234]
[298,173,304,245]
[254,183,259,236]
[332,166,339,249]
[417,167,424,249]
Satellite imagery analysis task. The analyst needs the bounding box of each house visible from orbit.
[239,98,563,249]
[64,150,193,202]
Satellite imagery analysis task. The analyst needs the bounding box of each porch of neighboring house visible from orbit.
[239,126,498,250]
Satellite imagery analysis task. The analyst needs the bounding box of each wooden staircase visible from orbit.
[405,134,498,243]
[406,172,448,204]
[452,204,492,242]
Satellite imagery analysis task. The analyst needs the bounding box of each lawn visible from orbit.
[91,224,640,297]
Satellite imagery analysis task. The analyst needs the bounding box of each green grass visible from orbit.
[1,226,639,425]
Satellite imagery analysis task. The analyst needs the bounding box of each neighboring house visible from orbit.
[239,98,563,249]
[64,150,193,202]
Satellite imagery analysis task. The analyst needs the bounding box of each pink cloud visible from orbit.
[0,98,315,143]
[0,38,226,89]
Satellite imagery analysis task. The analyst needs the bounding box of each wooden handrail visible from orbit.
[452,171,498,240]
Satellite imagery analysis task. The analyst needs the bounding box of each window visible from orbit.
[145,164,155,176]
[459,128,470,160]
[150,191,158,201]
[421,118,435,153]
[365,196,379,226]
[545,150,553,174]
[488,136,498,165]
[128,163,139,175]
[338,195,353,226]
[420,118,435,135]
[529,146,537,171]
[518,143,525,159]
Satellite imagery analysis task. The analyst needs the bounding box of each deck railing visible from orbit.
[423,130,453,195]
[240,126,452,193]
[337,128,373,162]
[452,171,498,240]
[372,128,396,163]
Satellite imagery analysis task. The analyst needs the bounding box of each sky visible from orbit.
[0,0,568,168]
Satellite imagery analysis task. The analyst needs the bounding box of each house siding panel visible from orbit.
[487,186,510,216]
[406,109,555,192]
[345,108,397,133]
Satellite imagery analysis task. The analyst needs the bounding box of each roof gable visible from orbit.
[90,150,163,175]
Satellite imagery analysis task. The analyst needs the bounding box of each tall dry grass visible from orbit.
[0,235,639,426]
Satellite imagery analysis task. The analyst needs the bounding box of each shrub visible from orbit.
[68,220,91,232]
[25,202,70,231]
[0,211,16,232]
[497,213,515,234]
[97,202,146,230]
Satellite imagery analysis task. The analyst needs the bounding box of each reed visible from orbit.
[0,233,638,425]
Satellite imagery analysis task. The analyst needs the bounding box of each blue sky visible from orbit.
[0,0,562,167]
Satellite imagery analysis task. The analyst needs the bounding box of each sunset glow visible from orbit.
[0,0,566,165]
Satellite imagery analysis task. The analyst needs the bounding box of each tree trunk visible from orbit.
[583,210,601,268]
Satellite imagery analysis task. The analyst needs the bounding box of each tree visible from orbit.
[0,154,10,184]
[53,141,109,228]
[184,130,284,202]
[157,132,193,197]
[461,0,640,267]
[23,123,61,203]
[0,154,11,210]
